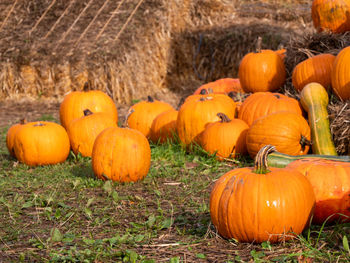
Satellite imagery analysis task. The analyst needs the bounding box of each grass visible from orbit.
[0,115,350,262]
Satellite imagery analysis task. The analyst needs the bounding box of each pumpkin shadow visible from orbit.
[0,153,16,162]
[173,210,212,237]
[69,159,96,179]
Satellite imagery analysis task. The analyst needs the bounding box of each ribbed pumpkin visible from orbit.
[6,119,26,157]
[238,92,303,126]
[331,46,350,101]
[193,78,243,95]
[246,112,311,158]
[13,121,70,166]
[127,96,174,138]
[92,127,151,183]
[177,94,236,148]
[199,113,249,160]
[66,109,117,157]
[210,145,315,243]
[59,83,118,129]
[238,46,286,93]
[312,0,350,33]
[287,158,350,224]
[292,53,335,92]
[150,109,178,144]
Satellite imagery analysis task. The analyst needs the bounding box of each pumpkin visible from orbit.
[238,38,286,93]
[59,82,118,129]
[126,96,174,138]
[331,46,350,101]
[92,127,151,182]
[66,109,117,157]
[246,111,311,158]
[312,0,350,33]
[6,119,26,157]
[287,158,350,224]
[193,78,243,95]
[292,53,335,92]
[210,145,315,243]
[13,121,70,166]
[177,94,236,148]
[150,109,178,144]
[300,82,337,155]
[199,113,249,160]
[238,92,303,126]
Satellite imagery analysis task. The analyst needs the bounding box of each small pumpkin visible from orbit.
[238,92,303,126]
[66,109,117,157]
[150,109,178,144]
[59,82,118,129]
[210,145,315,243]
[287,158,350,224]
[292,53,335,92]
[199,113,249,160]
[238,38,286,93]
[331,46,350,101]
[126,96,174,138]
[92,127,151,182]
[193,78,243,95]
[312,0,350,33]
[13,121,70,166]
[177,94,236,148]
[246,111,311,158]
[6,118,26,157]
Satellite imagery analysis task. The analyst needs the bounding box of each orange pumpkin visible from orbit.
[193,78,243,95]
[292,53,335,92]
[287,158,350,224]
[199,113,249,160]
[127,96,174,138]
[312,0,350,33]
[66,109,117,157]
[6,119,26,157]
[92,127,151,182]
[59,83,118,129]
[238,48,286,93]
[238,92,303,126]
[150,109,178,144]
[13,121,70,166]
[177,94,236,148]
[210,145,315,243]
[246,112,311,158]
[331,46,350,101]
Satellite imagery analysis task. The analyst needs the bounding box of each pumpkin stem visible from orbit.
[253,145,276,174]
[147,96,154,103]
[217,113,231,123]
[83,109,93,116]
[199,89,207,95]
[274,94,281,99]
[255,36,262,53]
[83,82,90,91]
[300,135,312,151]
[20,118,27,125]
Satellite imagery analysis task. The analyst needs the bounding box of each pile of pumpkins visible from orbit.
[6,37,350,246]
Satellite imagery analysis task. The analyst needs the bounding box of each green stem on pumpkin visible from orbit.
[253,145,277,174]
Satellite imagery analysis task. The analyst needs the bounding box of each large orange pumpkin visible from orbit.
[238,48,286,93]
[246,112,311,158]
[66,109,117,157]
[92,127,151,183]
[59,83,118,129]
[199,113,249,160]
[331,46,350,101]
[238,92,303,126]
[210,145,315,243]
[13,121,70,166]
[6,119,26,157]
[287,158,350,225]
[177,94,236,148]
[150,109,178,144]
[312,0,350,33]
[127,96,174,138]
[193,78,243,95]
[292,53,335,92]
